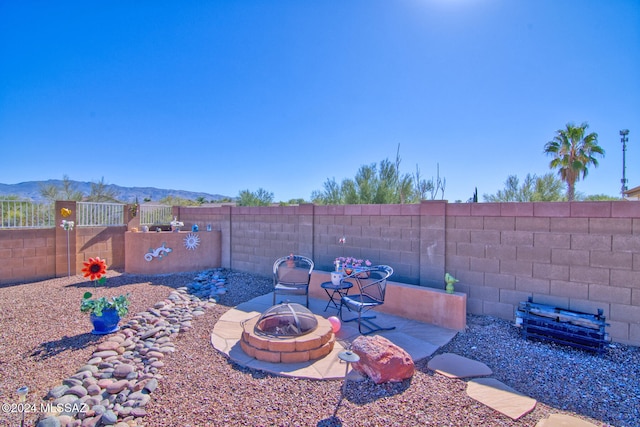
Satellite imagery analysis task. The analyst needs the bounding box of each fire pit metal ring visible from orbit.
[254,303,318,338]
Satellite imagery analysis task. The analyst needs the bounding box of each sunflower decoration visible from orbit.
[82,257,108,283]
[80,257,130,318]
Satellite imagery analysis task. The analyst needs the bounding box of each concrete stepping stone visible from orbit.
[427,353,492,378]
[535,414,600,427]
[466,377,537,420]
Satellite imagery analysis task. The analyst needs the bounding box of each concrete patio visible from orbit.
[211,292,459,380]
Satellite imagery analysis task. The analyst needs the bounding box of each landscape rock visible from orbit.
[76,365,99,375]
[57,415,74,426]
[54,394,80,406]
[106,379,129,394]
[48,385,70,399]
[80,416,101,427]
[96,340,121,352]
[102,409,118,424]
[351,335,415,384]
[113,364,135,379]
[36,416,62,427]
[143,378,158,393]
[86,384,102,396]
[66,385,88,398]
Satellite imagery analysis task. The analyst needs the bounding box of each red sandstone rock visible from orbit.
[351,335,415,384]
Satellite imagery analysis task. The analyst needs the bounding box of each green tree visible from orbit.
[311,178,342,205]
[39,175,83,202]
[311,145,444,205]
[237,188,274,206]
[544,122,605,201]
[159,196,199,206]
[583,194,622,201]
[286,198,307,205]
[415,163,446,201]
[85,177,122,202]
[483,173,565,202]
[532,173,565,201]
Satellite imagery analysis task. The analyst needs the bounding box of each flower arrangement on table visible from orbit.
[334,256,372,275]
[80,257,130,318]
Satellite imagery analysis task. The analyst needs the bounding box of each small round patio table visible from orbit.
[320,280,353,312]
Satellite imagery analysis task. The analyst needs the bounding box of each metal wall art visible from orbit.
[184,233,200,250]
[144,243,172,261]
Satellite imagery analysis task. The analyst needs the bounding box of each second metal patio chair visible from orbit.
[339,265,395,335]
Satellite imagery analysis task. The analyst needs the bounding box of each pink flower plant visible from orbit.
[334,256,372,269]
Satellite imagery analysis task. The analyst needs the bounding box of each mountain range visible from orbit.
[0,180,230,203]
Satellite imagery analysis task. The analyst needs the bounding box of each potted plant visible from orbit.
[80,257,130,335]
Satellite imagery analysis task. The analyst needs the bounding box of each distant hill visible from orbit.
[0,180,231,203]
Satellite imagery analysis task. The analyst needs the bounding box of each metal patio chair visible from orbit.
[272,254,314,307]
[339,265,395,335]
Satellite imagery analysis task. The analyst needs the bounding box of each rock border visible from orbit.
[37,269,227,427]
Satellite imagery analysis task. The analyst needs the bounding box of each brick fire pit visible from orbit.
[240,315,335,363]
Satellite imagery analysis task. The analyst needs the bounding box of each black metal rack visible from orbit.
[516,297,609,354]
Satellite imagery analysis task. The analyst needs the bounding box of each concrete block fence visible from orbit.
[1,201,128,284]
[1,200,639,345]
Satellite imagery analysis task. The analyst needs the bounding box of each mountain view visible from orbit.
[0,180,230,203]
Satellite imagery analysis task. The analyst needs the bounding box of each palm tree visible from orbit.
[544,122,604,201]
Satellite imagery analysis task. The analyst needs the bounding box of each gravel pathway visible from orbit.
[0,270,638,427]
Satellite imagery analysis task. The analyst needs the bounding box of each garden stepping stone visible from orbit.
[466,377,537,420]
[427,353,492,378]
[535,414,600,427]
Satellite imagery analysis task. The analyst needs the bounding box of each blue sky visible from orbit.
[1,1,639,202]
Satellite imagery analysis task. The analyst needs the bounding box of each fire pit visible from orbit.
[240,303,335,363]
[255,303,318,337]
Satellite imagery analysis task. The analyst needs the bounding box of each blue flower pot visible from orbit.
[90,308,120,335]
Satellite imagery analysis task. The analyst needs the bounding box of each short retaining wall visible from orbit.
[309,271,467,331]
[124,231,221,274]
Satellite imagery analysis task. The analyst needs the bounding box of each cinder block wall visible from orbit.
[75,226,126,270]
[312,203,425,285]
[445,201,640,345]
[0,229,56,284]
[224,204,314,276]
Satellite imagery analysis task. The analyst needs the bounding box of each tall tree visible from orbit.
[311,145,446,205]
[237,188,273,206]
[483,173,564,202]
[39,174,83,202]
[159,196,199,206]
[85,177,122,202]
[544,122,604,201]
[311,178,341,205]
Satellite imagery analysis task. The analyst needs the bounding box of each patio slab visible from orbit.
[211,293,458,380]
[535,414,600,427]
[466,377,537,420]
[427,353,493,379]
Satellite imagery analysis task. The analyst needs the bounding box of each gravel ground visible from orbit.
[0,270,638,427]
